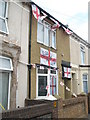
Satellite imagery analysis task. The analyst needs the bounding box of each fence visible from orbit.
[2,96,88,119]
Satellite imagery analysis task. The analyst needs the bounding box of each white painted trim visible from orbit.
[70,63,78,68]
[37,20,56,49]
[56,70,58,95]
[0,1,9,34]
[0,56,13,71]
[36,67,58,98]
[7,72,11,109]
[36,67,38,98]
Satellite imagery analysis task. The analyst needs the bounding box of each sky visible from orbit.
[32,0,89,41]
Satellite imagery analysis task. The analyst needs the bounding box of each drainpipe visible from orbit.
[28,6,32,99]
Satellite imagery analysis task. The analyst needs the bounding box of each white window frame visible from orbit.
[0,56,13,71]
[50,30,56,49]
[83,74,88,93]
[50,69,58,95]
[80,45,85,65]
[0,0,9,34]
[37,20,56,49]
[0,56,13,110]
[36,67,58,99]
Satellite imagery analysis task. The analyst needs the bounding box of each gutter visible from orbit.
[28,6,32,99]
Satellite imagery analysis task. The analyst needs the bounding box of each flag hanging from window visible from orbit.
[62,26,73,35]
[40,48,57,68]
[63,67,71,79]
[32,5,40,20]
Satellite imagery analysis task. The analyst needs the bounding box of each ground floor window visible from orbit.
[36,66,58,97]
[83,74,88,94]
[0,56,13,111]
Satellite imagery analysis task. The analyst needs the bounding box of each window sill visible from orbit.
[0,30,9,35]
[37,41,57,50]
[36,95,57,100]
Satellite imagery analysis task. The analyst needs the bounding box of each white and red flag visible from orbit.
[62,26,73,35]
[64,67,71,79]
[66,86,70,91]
[50,17,60,30]
[60,81,64,86]
[40,48,57,68]
[40,12,47,21]
[73,93,77,97]
[51,21,60,30]
[32,5,40,20]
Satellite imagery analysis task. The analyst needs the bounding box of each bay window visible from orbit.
[0,0,8,34]
[36,66,58,98]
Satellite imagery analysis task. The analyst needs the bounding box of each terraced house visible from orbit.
[0,0,89,111]
[0,0,30,110]
[70,33,90,95]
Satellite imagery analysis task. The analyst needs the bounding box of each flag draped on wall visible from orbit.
[40,48,57,68]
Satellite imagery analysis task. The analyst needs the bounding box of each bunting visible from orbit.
[40,12,47,21]
[62,26,73,35]
[51,21,60,30]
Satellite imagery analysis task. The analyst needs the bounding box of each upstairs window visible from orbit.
[37,20,56,49]
[80,46,85,64]
[51,31,56,49]
[0,0,8,34]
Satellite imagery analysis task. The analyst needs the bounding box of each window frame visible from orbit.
[0,56,13,71]
[80,45,85,65]
[0,0,9,34]
[50,30,56,49]
[0,56,13,110]
[36,67,58,98]
[37,20,56,49]
[83,74,88,93]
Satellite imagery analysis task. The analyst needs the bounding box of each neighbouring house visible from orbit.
[27,1,72,101]
[0,0,30,110]
[70,33,90,95]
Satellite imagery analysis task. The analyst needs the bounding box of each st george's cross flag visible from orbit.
[40,48,57,68]
[50,17,60,30]
[32,5,40,20]
[32,5,47,21]
[63,67,71,79]
[51,21,60,30]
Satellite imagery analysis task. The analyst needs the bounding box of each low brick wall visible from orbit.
[2,96,88,119]
[62,97,88,118]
